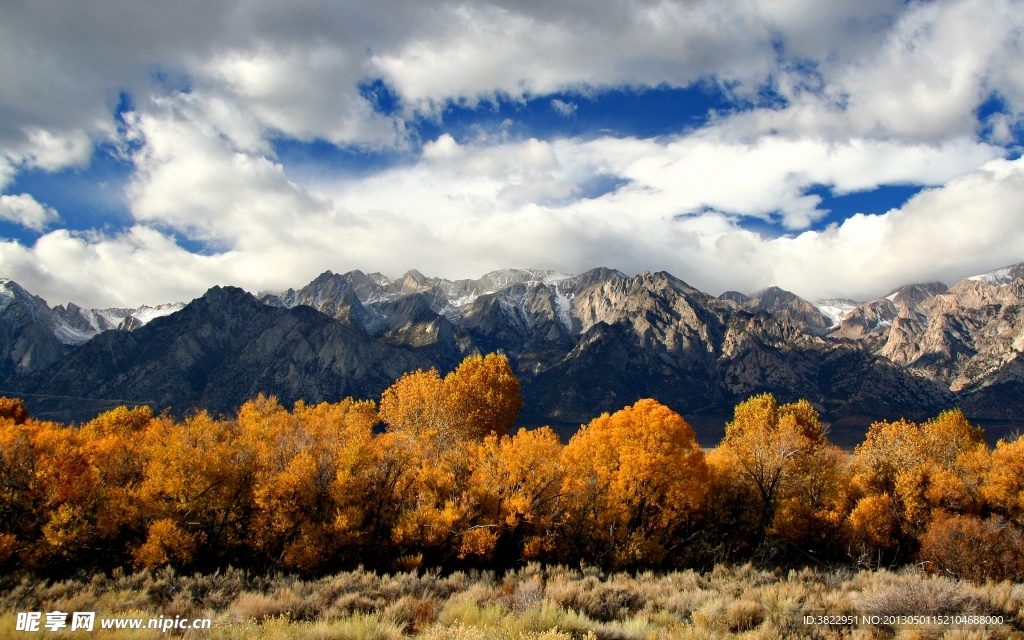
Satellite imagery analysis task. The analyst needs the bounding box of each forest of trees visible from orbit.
[1,353,1022,583]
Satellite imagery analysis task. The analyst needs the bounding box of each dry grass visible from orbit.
[1,564,1021,639]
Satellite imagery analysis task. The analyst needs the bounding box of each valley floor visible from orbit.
[1,564,1021,639]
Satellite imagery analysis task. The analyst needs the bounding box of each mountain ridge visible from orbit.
[4,261,1024,445]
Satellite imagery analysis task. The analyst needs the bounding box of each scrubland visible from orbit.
[2,563,1022,639]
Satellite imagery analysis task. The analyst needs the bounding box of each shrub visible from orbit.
[918,514,1024,582]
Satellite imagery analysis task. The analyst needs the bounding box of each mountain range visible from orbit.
[4,263,1024,446]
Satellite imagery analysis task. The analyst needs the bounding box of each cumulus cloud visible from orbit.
[0,194,59,231]
[723,0,1024,143]
[0,121,1020,308]
[6,92,1005,308]
[6,0,1013,158]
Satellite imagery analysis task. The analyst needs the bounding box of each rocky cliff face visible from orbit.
[0,280,68,380]
[721,286,834,335]
[847,274,1024,419]
[0,277,183,382]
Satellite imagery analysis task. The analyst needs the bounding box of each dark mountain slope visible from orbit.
[10,286,459,423]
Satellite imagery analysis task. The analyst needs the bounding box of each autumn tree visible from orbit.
[464,426,565,563]
[0,416,97,570]
[237,395,378,571]
[134,411,257,568]
[0,397,28,424]
[0,395,32,565]
[379,353,523,445]
[72,406,155,565]
[711,394,843,549]
[560,399,708,569]
[982,435,1024,525]
[918,512,1024,582]
[848,409,990,563]
[377,353,524,568]
[384,423,479,567]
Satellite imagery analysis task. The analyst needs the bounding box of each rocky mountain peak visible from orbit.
[884,282,948,310]
[830,280,948,340]
[719,291,750,306]
[715,285,832,335]
[966,261,1024,287]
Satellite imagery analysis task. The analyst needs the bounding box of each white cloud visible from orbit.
[0,159,15,191]
[0,194,59,231]
[725,0,1024,143]
[18,128,93,171]
[551,99,577,117]
[3,0,1004,158]
[573,132,1001,229]
[0,118,1020,308]
[0,0,1020,176]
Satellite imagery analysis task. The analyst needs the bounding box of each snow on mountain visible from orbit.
[966,261,1024,286]
[260,267,628,338]
[553,285,573,331]
[0,278,186,347]
[0,281,14,309]
[814,299,861,328]
[49,302,186,345]
[122,303,185,325]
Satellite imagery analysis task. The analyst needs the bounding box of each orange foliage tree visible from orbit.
[0,397,28,424]
[0,411,100,570]
[134,411,257,568]
[237,395,379,571]
[848,409,989,562]
[5,378,1023,582]
[379,353,523,444]
[560,399,708,569]
[378,353,525,568]
[464,426,565,563]
[983,435,1024,525]
[77,406,154,564]
[918,512,1024,582]
[710,394,844,550]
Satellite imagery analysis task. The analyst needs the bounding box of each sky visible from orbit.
[2,0,1024,309]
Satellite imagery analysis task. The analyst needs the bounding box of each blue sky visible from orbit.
[1,1,1024,308]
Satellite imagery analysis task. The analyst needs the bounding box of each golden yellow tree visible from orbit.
[0,397,28,424]
[384,425,477,567]
[72,406,155,565]
[444,353,524,439]
[713,394,841,547]
[983,436,1024,525]
[134,411,257,568]
[379,353,523,445]
[848,409,990,561]
[464,426,565,562]
[237,395,378,570]
[0,416,98,569]
[377,353,524,567]
[561,399,708,569]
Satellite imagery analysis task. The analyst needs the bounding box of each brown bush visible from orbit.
[0,397,28,424]
[857,574,988,617]
[918,514,1024,583]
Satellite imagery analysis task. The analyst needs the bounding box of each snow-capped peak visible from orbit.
[967,262,1024,287]
[814,299,860,328]
[0,278,187,347]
